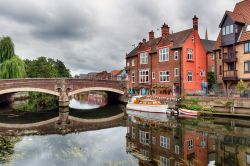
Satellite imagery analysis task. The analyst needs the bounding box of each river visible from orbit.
[0,97,249,166]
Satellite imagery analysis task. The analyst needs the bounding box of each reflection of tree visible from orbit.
[0,136,21,164]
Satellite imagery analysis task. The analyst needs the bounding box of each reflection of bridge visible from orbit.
[0,111,127,136]
[0,78,127,106]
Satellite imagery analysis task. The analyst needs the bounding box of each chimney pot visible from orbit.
[142,38,146,43]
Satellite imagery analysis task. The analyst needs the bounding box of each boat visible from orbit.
[178,108,199,116]
[127,103,177,115]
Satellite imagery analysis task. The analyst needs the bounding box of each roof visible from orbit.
[126,28,193,58]
[111,70,121,76]
[201,39,215,52]
[214,0,250,47]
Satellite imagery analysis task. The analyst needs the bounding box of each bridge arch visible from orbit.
[0,87,60,96]
[68,87,124,96]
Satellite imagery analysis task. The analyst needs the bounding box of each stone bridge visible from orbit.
[0,78,127,106]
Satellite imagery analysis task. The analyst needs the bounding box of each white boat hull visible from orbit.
[127,103,177,114]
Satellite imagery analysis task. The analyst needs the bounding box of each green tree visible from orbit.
[236,79,248,95]
[207,71,215,91]
[0,37,26,79]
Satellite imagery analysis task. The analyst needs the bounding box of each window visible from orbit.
[210,53,215,60]
[244,42,250,53]
[244,61,250,73]
[175,161,180,166]
[132,59,135,66]
[139,130,150,145]
[222,24,234,35]
[192,36,194,43]
[132,127,136,139]
[211,65,215,72]
[187,71,193,82]
[159,48,169,62]
[127,62,130,67]
[140,52,148,64]
[152,137,156,144]
[247,154,250,164]
[174,51,179,60]
[174,68,179,77]
[160,71,170,82]
[219,65,222,75]
[160,156,170,166]
[139,70,149,83]
[175,145,179,154]
[219,52,222,59]
[188,139,194,150]
[200,70,205,77]
[187,49,193,60]
[152,72,156,79]
[160,136,170,149]
[131,71,135,83]
[140,148,149,157]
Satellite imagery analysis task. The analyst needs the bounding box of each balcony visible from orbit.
[223,70,238,81]
[222,52,237,63]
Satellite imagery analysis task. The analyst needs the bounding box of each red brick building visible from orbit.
[126,16,207,97]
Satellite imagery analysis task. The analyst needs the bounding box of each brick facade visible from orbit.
[126,16,207,97]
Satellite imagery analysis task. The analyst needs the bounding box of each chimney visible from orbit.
[161,23,169,38]
[193,15,198,31]
[149,30,154,41]
[142,38,146,43]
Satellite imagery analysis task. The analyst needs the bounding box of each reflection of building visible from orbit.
[73,92,107,106]
[126,116,215,166]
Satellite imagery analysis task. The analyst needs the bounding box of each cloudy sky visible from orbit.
[0,0,239,75]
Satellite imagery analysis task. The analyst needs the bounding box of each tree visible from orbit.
[207,71,215,91]
[0,37,26,79]
[236,79,248,95]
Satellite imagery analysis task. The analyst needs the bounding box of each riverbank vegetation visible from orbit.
[179,98,216,112]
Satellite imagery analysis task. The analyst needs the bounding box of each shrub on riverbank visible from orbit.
[180,98,216,112]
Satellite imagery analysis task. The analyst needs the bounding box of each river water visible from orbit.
[0,98,249,166]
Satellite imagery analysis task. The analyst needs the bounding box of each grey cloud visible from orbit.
[0,0,238,75]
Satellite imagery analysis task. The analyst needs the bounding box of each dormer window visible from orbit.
[222,24,234,35]
[140,52,148,64]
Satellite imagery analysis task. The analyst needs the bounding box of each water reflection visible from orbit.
[126,112,250,166]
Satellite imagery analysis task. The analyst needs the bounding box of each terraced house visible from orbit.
[214,0,250,94]
[126,16,207,97]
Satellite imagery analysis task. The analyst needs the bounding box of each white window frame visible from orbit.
[160,136,170,149]
[160,156,170,166]
[131,71,135,83]
[174,51,179,60]
[200,70,205,77]
[159,48,169,62]
[175,161,180,166]
[247,154,250,164]
[152,72,155,79]
[160,71,170,82]
[127,62,130,67]
[187,71,193,82]
[188,139,194,150]
[132,127,136,139]
[132,59,135,66]
[175,145,179,154]
[139,69,149,83]
[139,130,150,145]
[187,49,193,60]
[140,52,148,64]
[174,68,179,77]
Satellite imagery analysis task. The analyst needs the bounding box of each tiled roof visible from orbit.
[201,39,215,52]
[126,28,193,58]
[111,70,121,76]
[213,31,222,51]
[234,0,250,42]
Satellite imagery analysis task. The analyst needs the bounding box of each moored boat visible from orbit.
[178,108,199,116]
[127,103,177,115]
